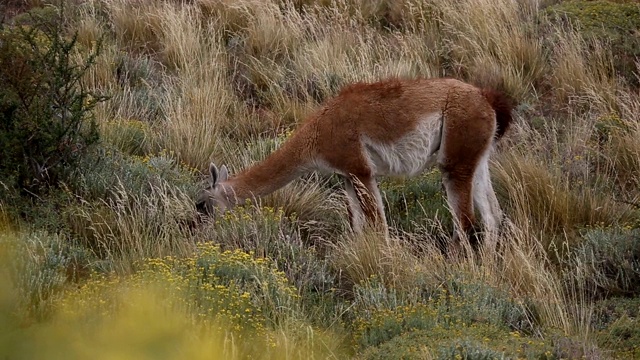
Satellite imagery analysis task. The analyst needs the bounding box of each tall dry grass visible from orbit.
[68,179,197,273]
[434,0,547,101]
[330,224,597,337]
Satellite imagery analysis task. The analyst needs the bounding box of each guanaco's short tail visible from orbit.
[481,89,514,140]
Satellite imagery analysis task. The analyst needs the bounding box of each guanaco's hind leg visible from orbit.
[472,155,503,249]
[441,169,476,248]
[438,91,496,250]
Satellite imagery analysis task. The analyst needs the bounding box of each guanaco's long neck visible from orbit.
[224,125,317,202]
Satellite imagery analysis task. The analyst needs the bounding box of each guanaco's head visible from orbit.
[196,163,233,217]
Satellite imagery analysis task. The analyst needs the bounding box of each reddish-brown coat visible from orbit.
[200,77,514,243]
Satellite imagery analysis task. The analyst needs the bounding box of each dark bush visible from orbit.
[0,7,106,194]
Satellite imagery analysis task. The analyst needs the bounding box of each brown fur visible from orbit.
[438,86,497,240]
[198,77,514,245]
[481,88,514,140]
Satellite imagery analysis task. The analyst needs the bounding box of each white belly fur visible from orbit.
[362,113,442,177]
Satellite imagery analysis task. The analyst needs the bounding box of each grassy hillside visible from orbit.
[1,0,639,358]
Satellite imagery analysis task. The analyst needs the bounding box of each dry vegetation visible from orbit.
[1,0,640,358]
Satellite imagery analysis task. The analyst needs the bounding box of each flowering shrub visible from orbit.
[0,240,341,359]
[60,243,299,341]
[351,277,554,359]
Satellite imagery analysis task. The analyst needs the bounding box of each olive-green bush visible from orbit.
[0,7,106,194]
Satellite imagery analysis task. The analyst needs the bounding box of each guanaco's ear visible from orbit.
[219,164,229,182]
[209,163,229,186]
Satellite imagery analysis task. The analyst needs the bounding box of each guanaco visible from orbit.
[197,78,513,245]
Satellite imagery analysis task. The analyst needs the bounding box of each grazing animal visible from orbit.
[197,78,513,245]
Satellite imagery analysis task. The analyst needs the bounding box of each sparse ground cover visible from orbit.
[1,0,639,358]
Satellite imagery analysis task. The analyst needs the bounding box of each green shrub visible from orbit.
[599,317,640,359]
[4,229,94,320]
[437,340,512,360]
[358,324,555,360]
[594,297,640,358]
[0,7,106,193]
[593,296,640,330]
[102,51,165,124]
[196,204,338,312]
[40,146,201,272]
[184,244,301,327]
[1,145,199,247]
[0,179,78,236]
[571,227,640,295]
[351,276,535,353]
[70,146,199,202]
[380,168,451,234]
